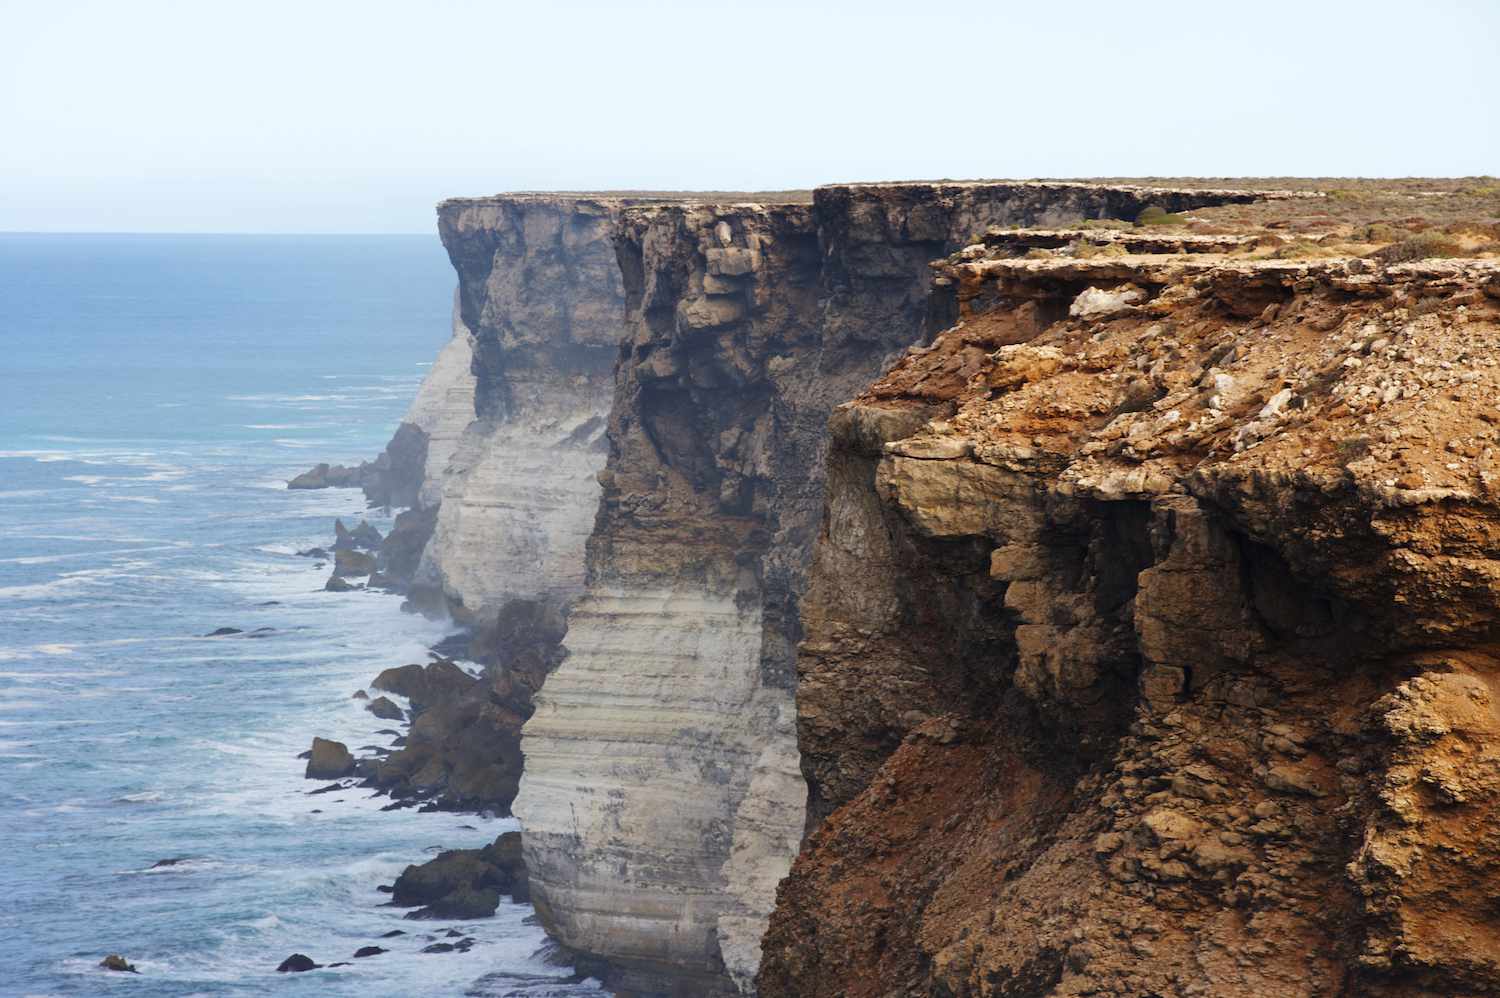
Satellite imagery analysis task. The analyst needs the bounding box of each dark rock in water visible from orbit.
[334,518,383,552]
[359,744,391,755]
[307,781,347,795]
[332,547,377,578]
[377,884,395,894]
[276,953,319,972]
[361,421,428,510]
[324,575,359,593]
[304,737,354,779]
[352,689,368,700]
[375,729,401,737]
[99,954,138,973]
[257,600,282,606]
[352,946,387,958]
[309,809,322,813]
[379,929,406,938]
[287,462,367,490]
[403,886,500,920]
[366,696,404,721]
[422,942,456,954]
[371,660,474,713]
[444,928,467,938]
[246,626,275,637]
[296,750,312,760]
[389,831,528,919]
[327,961,351,967]
[366,571,395,590]
[376,504,437,590]
[204,626,242,637]
[428,631,471,661]
[369,600,566,812]
[392,850,508,907]
[149,857,188,868]
[296,547,330,559]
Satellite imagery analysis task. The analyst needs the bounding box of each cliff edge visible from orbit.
[759,231,1500,996]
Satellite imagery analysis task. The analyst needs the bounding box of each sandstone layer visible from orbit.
[759,241,1500,996]
[512,182,1276,995]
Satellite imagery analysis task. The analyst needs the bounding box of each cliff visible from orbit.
[510,182,1282,995]
[758,235,1500,996]
[405,195,635,625]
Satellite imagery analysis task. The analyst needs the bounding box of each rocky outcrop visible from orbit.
[759,249,1500,996]
[511,182,1278,995]
[367,604,566,812]
[387,830,529,919]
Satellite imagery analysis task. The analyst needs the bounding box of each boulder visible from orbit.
[204,627,241,637]
[332,548,377,578]
[276,954,319,972]
[304,737,354,779]
[296,546,330,559]
[403,886,500,920]
[352,946,386,958]
[1068,283,1147,318]
[324,575,359,593]
[371,660,476,712]
[387,831,528,917]
[392,850,508,907]
[99,954,138,973]
[366,696,404,721]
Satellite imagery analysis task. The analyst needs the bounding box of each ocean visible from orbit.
[0,233,603,996]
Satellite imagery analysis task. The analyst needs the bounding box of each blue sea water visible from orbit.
[0,234,602,996]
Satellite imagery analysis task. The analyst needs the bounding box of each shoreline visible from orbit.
[287,505,594,991]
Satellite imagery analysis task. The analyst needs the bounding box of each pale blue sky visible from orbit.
[2,0,1496,233]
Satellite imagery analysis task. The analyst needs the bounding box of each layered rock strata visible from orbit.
[512,182,1278,995]
[759,249,1500,996]
[405,195,642,624]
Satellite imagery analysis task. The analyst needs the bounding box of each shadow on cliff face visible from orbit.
[764,483,1414,997]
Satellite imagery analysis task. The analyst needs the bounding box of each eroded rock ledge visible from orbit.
[759,246,1500,996]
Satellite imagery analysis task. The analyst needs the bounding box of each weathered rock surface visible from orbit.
[304,737,354,779]
[367,607,564,812]
[759,249,1500,996]
[513,182,1266,995]
[388,830,529,920]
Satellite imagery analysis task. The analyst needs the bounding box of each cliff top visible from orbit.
[436,190,815,209]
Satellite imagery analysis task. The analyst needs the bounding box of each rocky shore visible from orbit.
[286,179,1500,997]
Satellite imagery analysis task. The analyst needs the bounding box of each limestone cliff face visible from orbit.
[409,195,634,624]
[515,201,822,997]
[511,183,1272,995]
[759,247,1500,997]
[402,289,479,511]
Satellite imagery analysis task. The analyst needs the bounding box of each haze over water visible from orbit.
[0,234,603,996]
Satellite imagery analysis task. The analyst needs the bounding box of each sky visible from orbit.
[1,0,1496,233]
